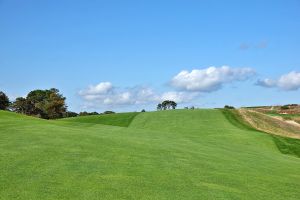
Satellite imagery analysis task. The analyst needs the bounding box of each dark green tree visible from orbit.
[26,89,48,117]
[13,88,67,119]
[79,111,100,116]
[90,112,99,115]
[157,103,162,111]
[103,111,115,114]
[161,100,177,110]
[12,97,28,114]
[170,101,177,109]
[45,91,67,119]
[79,111,89,116]
[64,111,78,118]
[224,105,235,109]
[0,91,10,110]
[161,100,168,110]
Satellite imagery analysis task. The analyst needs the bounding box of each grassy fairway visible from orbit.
[0,110,300,199]
[59,112,139,127]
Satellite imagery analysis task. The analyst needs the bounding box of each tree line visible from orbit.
[1,89,67,119]
[0,89,116,119]
[1,90,186,119]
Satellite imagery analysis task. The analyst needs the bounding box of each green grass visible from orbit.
[272,136,300,158]
[58,112,139,127]
[220,109,256,131]
[0,109,300,199]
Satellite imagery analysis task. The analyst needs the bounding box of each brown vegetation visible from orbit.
[238,109,300,139]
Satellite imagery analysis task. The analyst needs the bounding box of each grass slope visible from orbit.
[0,110,300,199]
[222,109,300,158]
[272,136,300,158]
[238,109,300,139]
[58,112,139,127]
[266,113,300,124]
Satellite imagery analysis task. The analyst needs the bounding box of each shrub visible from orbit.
[64,111,78,118]
[281,105,289,110]
[103,111,115,114]
[224,105,235,109]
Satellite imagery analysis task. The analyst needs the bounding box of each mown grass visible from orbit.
[58,112,139,127]
[0,110,300,200]
[272,136,300,158]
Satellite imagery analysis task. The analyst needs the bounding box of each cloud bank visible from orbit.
[257,71,300,91]
[170,66,256,92]
[79,83,198,109]
[79,66,258,109]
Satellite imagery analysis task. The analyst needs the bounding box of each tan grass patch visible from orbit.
[238,109,300,139]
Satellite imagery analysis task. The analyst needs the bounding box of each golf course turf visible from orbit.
[0,109,299,199]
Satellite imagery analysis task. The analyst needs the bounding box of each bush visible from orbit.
[90,112,99,115]
[79,111,99,116]
[284,104,298,107]
[282,116,292,120]
[103,111,115,114]
[64,111,78,118]
[224,105,235,109]
[281,105,289,110]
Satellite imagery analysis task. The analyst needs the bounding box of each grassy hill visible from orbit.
[59,112,139,127]
[0,109,300,199]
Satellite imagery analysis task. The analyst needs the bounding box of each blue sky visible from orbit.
[0,0,300,112]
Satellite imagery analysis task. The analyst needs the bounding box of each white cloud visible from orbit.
[170,66,256,92]
[278,72,300,90]
[79,66,257,109]
[257,71,300,91]
[256,78,277,88]
[161,91,198,103]
[79,82,113,96]
[79,82,199,109]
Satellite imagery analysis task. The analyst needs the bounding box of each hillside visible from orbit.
[59,112,139,127]
[237,109,300,139]
[0,110,300,199]
[245,105,300,125]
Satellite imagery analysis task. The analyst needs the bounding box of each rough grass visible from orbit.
[0,110,300,200]
[267,113,300,122]
[268,113,300,117]
[238,109,300,139]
